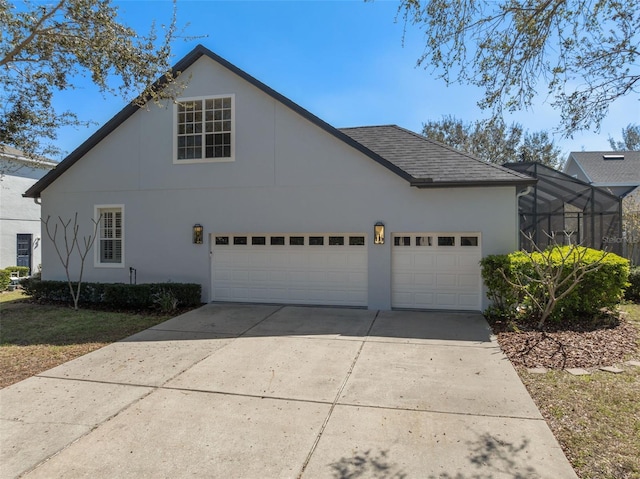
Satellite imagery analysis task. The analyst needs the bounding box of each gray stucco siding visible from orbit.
[38,54,519,310]
[40,183,517,310]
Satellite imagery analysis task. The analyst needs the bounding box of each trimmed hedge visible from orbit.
[626,266,640,303]
[481,246,630,322]
[21,279,202,310]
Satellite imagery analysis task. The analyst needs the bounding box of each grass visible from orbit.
[0,290,178,388]
[519,303,640,479]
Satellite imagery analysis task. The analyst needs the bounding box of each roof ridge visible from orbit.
[339,124,398,130]
[571,150,638,154]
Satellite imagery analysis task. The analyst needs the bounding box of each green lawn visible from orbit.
[519,303,640,479]
[0,290,179,388]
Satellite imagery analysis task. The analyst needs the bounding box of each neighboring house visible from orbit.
[565,151,640,200]
[565,151,640,263]
[0,146,57,273]
[25,45,534,311]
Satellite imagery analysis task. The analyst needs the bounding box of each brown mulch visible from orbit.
[490,315,639,370]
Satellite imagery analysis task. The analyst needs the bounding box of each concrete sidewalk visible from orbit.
[1,304,578,478]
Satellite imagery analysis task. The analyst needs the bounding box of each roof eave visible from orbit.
[410,178,537,188]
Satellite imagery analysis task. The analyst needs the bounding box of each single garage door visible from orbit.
[211,233,367,306]
[392,232,482,310]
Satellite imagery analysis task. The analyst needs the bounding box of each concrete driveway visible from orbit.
[1,304,577,478]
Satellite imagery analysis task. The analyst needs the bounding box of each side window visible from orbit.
[95,205,124,267]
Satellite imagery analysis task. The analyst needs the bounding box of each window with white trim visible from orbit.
[175,95,235,163]
[95,206,124,267]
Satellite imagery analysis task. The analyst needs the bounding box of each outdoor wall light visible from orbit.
[193,224,204,244]
[374,222,385,245]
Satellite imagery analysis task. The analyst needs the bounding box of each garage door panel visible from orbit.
[327,254,346,267]
[212,234,367,306]
[392,272,413,286]
[436,273,457,288]
[458,274,479,288]
[459,293,480,307]
[392,292,413,307]
[308,271,327,282]
[290,271,308,282]
[231,271,249,282]
[435,254,457,267]
[415,254,435,267]
[414,292,435,306]
[459,255,481,268]
[392,254,413,268]
[349,272,367,284]
[347,254,367,268]
[247,270,266,282]
[435,292,457,307]
[327,271,348,283]
[414,273,435,286]
[392,233,481,311]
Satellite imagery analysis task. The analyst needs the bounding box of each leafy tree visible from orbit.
[608,124,640,151]
[422,115,563,167]
[398,0,640,135]
[0,0,184,160]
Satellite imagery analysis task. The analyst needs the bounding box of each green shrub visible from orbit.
[151,288,179,313]
[150,283,202,307]
[0,270,10,291]
[626,266,640,303]
[3,265,31,276]
[480,255,520,311]
[481,246,630,324]
[20,279,202,310]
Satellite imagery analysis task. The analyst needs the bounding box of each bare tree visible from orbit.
[43,213,101,310]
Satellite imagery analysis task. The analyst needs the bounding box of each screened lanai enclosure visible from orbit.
[504,162,623,255]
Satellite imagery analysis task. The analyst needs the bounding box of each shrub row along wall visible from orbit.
[21,279,202,309]
[481,246,631,322]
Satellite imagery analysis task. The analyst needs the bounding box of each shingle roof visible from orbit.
[340,125,534,186]
[568,151,640,184]
[1,144,57,168]
[24,45,532,197]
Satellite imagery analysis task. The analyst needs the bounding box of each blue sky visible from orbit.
[51,0,639,161]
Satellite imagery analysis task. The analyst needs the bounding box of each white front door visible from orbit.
[211,233,368,306]
[391,233,482,310]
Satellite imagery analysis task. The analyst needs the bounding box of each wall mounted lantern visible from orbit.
[374,222,385,245]
[193,224,204,244]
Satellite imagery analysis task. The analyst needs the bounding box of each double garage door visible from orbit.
[211,234,369,306]
[211,232,481,310]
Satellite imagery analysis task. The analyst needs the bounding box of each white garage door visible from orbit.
[211,233,368,306]
[392,233,482,310]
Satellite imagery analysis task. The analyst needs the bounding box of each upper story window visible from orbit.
[174,94,235,163]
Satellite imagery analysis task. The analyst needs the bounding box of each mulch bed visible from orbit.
[489,314,639,370]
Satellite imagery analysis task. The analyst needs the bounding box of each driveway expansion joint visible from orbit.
[238,304,286,337]
[296,310,381,478]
